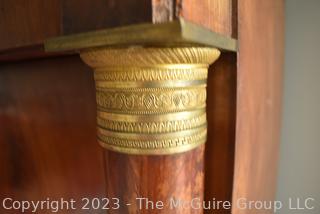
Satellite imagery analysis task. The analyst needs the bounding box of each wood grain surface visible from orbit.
[177,0,237,37]
[62,0,152,34]
[205,53,237,214]
[0,0,61,50]
[104,146,205,214]
[0,56,105,213]
[232,0,284,213]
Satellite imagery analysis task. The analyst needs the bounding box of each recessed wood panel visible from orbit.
[0,0,61,50]
[0,56,105,213]
[205,53,237,214]
[62,0,152,34]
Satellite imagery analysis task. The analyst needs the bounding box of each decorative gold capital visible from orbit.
[80,47,220,155]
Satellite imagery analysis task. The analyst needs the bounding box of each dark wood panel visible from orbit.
[0,56,105,213]
[0,44,74,62]
[0,0,61,50]
[62,0,152,34]
[232,0,284,213]
[205,53,236,214]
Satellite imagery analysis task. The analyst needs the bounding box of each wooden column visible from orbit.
[80,47,220,213]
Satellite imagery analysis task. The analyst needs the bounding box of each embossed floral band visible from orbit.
[80,47,220,155]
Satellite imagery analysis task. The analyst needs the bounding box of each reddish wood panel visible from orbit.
[232,0,284,213]
[205,53,237,214]
[0,0,61,50]
[178,0,237,37]
[104,146,205,214]
[152,0,237,37]
[0,56,105,213]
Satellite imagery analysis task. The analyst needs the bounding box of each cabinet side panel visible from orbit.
[232,0,284,213]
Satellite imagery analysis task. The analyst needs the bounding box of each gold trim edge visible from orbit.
[98,138,206,155]
[97,113,206,134]
[97,127,207,155]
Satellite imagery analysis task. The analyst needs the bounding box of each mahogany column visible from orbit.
[80,47,220,213]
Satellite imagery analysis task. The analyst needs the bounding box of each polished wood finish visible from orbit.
[205,53,236,213]
[0,0,61,50]
[62,0,152,34]
[0,45,74,62]
[177,0,237,37]
[104,146,204,214]
[0,56,105,212]
[232,0,284,213]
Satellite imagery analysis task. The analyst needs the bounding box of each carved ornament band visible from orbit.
[80,47,220,155]
[96,87,206,114]
[97,110,206,134]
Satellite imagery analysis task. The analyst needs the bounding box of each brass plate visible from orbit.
[45,18,237,52]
